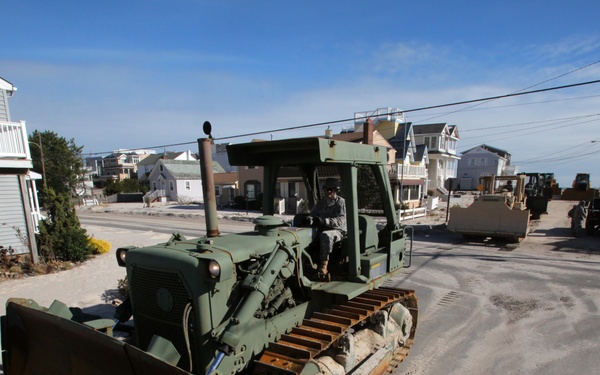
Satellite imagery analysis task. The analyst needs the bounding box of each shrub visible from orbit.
[36,188,94,263]
[89,238,111,254]
[118,277,129,297]
[233,195,246,209]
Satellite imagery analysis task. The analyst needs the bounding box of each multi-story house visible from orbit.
[213,143,237,173]
[456,144,512,190]
[0,77,41,260]
[100,149,154,181]
[412,123,460,196]
[354,108,429,207]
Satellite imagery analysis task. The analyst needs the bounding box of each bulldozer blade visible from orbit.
[448,195,530,240]
[2,301,190,375]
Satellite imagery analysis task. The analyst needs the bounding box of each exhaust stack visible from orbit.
[198,122,220,237]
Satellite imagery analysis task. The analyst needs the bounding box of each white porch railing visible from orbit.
[31,211,45,233]
[143,189,166,204]
[398,207,427,222]
[389,164,427,180]
[354,107,405,126]
[0,121,30,159]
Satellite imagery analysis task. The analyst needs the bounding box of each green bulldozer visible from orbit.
[2,123,418,375]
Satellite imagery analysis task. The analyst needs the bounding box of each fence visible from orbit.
[398,207,427,222]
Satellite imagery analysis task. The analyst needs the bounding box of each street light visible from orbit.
[28,132,47,189]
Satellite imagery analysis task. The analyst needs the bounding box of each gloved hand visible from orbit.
[311,216,324,227]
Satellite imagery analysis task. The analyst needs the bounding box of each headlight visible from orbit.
[208,260,221,278]
[116,247,129,267]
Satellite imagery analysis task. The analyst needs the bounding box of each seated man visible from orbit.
[503,180,514,192]
[310,178,347,278]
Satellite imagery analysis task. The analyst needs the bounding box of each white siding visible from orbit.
[0,89,10,122]
[175,180,203,202]
[0,175,28,254]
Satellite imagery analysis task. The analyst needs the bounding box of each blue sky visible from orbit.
[3,0,600,186]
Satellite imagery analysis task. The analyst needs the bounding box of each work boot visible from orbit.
[318,260,330,281]
[319,260,329,275]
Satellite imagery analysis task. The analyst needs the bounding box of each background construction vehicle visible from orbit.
[520,172,549,220]
[447,174,530,242]
[562,173,598,201]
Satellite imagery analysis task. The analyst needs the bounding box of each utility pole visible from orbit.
[38,132,47,189]
[29,132,47,189]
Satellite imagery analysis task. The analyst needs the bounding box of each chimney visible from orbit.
[363,118,374,145]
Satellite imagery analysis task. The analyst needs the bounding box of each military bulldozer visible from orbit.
[447,174,530,242]
[2,126,418,375]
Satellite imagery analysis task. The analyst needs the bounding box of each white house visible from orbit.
[412,123,460,196]
[0,77,41,260]
[146,159,225,203]
[136,150,198,181]
[456,144,512,190]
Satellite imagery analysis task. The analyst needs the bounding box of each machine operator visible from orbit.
[310,178,347,279]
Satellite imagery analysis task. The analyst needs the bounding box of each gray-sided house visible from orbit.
[456,144,512,190]
[0,77,42,260]
[146,159,225,203]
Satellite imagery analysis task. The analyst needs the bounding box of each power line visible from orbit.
[215,78,600,141]
[410,95,600,121]
[460,116,600,142]
[460,113,600,133]
[409,59,600,124]
[84,77,600,156]
[459,117,600,150]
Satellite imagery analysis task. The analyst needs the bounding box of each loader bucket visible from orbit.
[447,195,530,241]
[1,301,190,375]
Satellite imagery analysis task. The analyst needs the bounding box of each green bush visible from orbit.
[37,188,93,262]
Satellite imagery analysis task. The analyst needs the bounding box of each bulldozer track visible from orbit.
[253,287,418,375]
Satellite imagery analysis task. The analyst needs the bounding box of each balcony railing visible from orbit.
[389,164,427,180]
[354,107,406,126]
[0,121,31,159]
[0,121,33,169]
[0,121,30,159]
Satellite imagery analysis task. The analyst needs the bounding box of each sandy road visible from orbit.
[392,199,600,375]
[1,199,598,374]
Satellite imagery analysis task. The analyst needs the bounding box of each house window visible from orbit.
[160,164,164,172]
[447,160,456,171]
[245,180,261,200]
[425,136,438,150]
[152,182,157,191]
[288,182,297,197]
[185,181,191,191]
[169,181,174,191]
[469,158,487,166]
[448,139,457,152]
[215,185,221,196]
